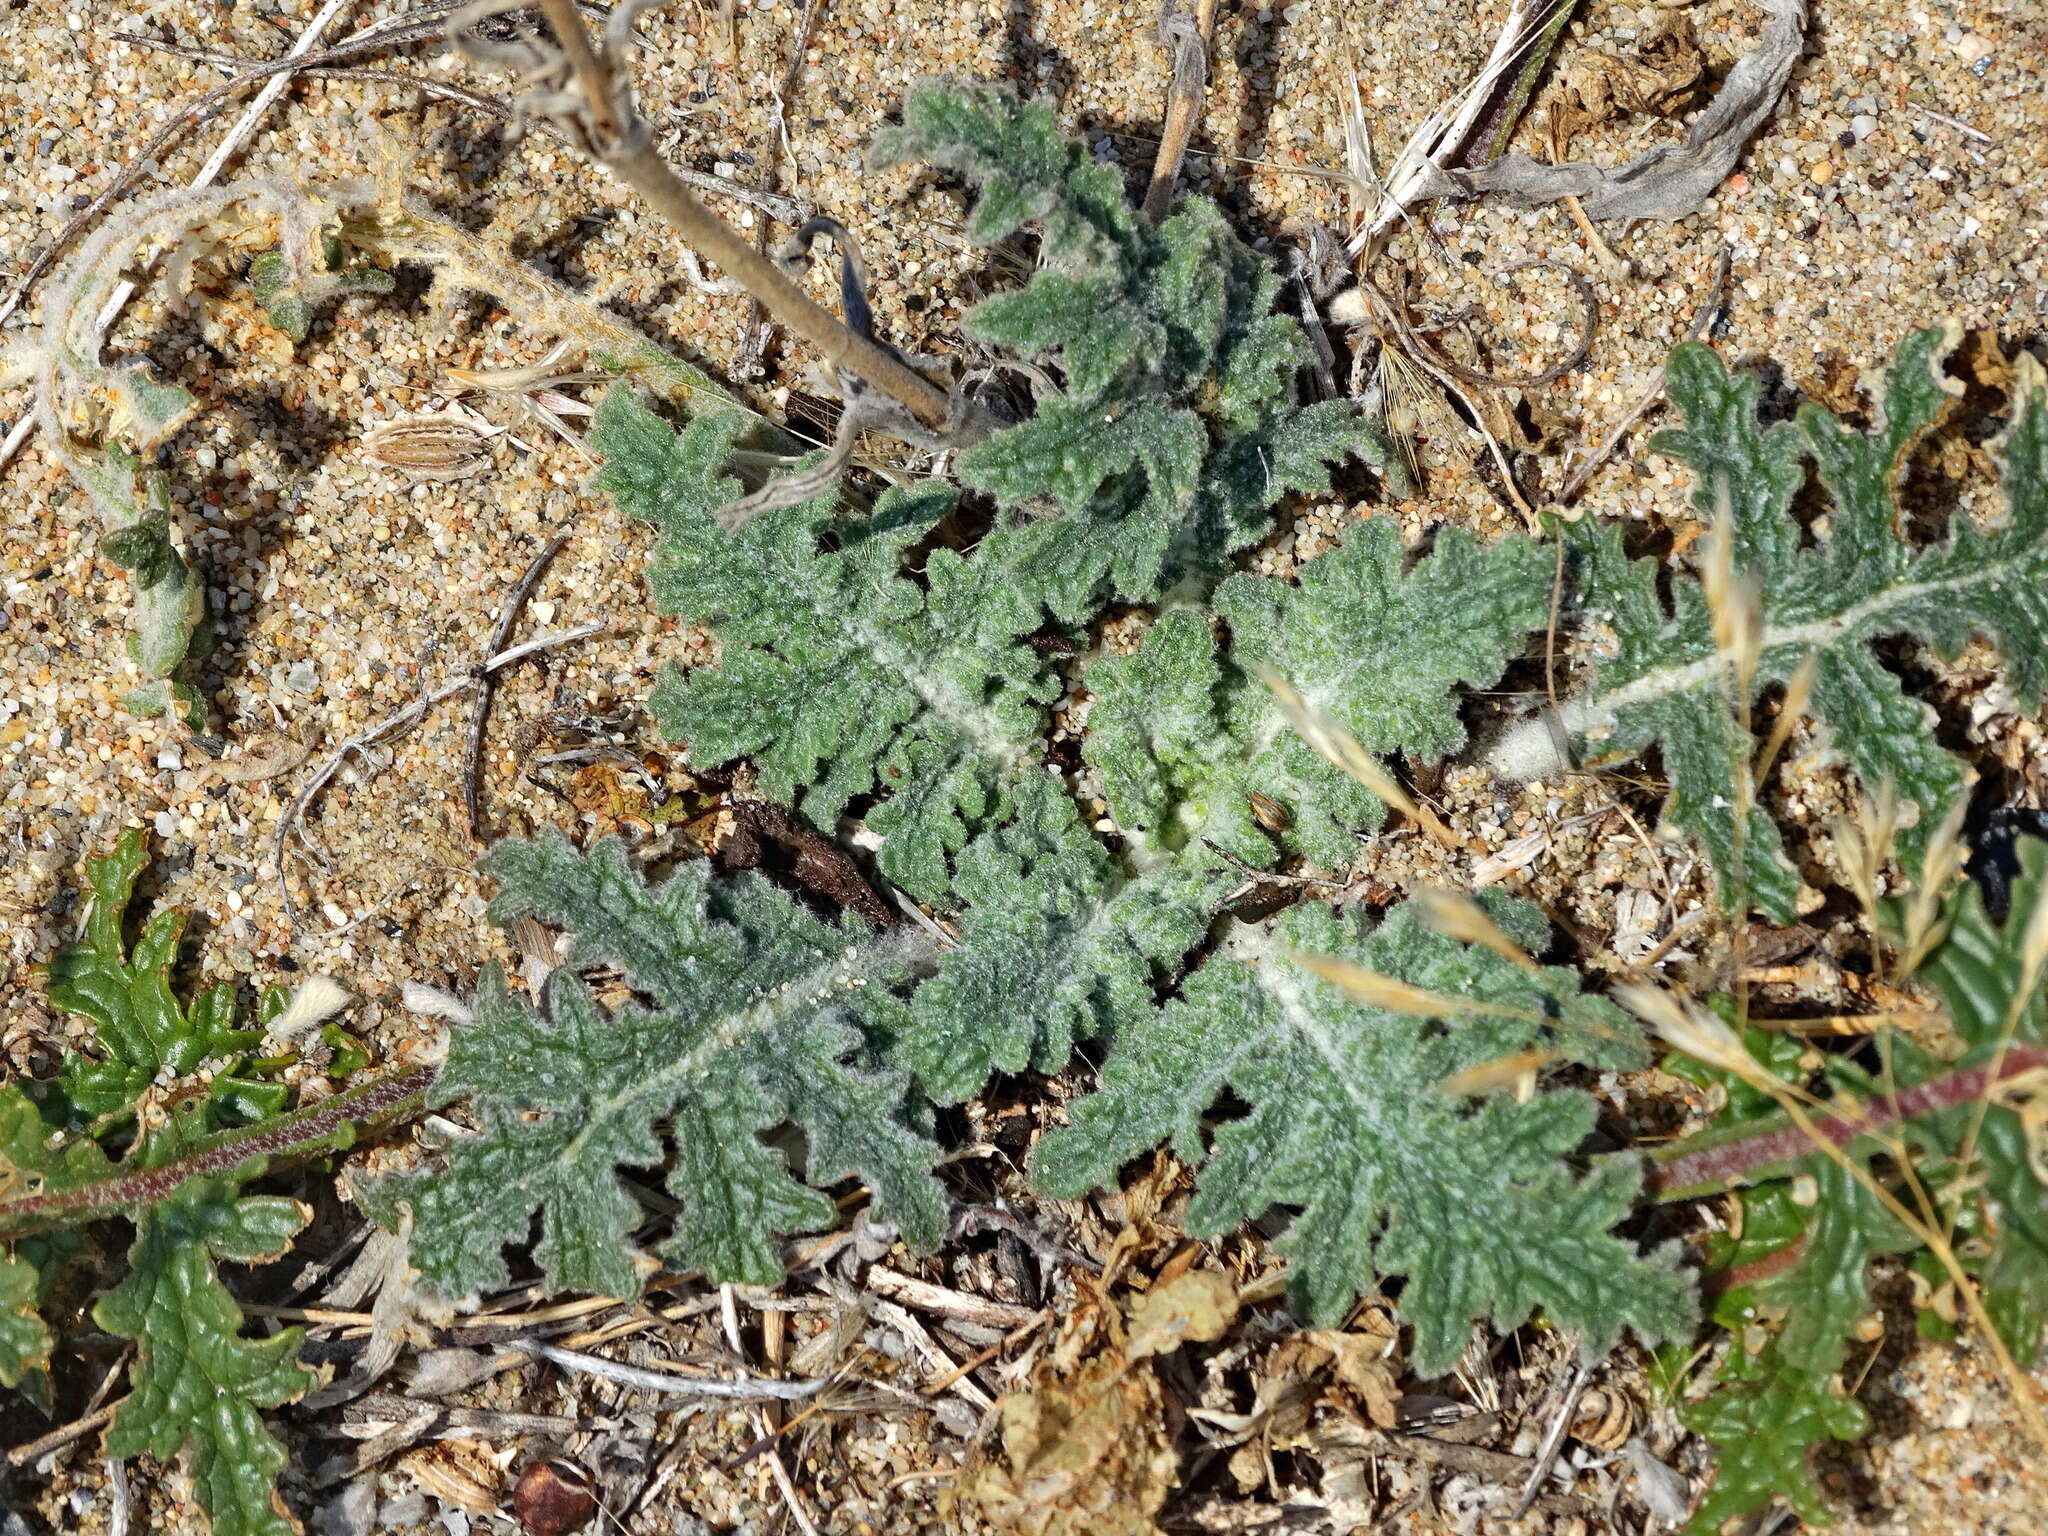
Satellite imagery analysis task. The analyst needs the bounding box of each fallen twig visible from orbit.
[464,532,571,842]
[1142,0,1221,222]
[1510,1354,1589,1518]
[275,623,606,926]
[865,1266,1041,1330]
[4,1402,121,1469]
[1556,245,1730,503]
[509,1339,831,1401]
[461,0,955,433]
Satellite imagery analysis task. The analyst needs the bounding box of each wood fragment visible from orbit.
[1142,0,1221,222]
[865,1266,1042,1329]
[508,1339,830,1401]
[872,1298,997,1411]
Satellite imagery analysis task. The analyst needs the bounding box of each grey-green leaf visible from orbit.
[1513,327,2048,920]
[1033,900,1685,1373]
[395,834,945,1298]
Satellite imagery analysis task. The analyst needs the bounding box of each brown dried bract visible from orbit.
[361,404,501,481]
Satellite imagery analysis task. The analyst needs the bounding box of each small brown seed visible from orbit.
[1248,790,1292,833]
[513,1455,599,1536]
[361,406,498,481]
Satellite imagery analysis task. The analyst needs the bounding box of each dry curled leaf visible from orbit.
[1441,0,1807,220]
[1126,1268,1238,1359]
[967,1350,1176,1536]
[1541,12,1709,158]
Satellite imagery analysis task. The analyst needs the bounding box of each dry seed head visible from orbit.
[1832,783,1901,921]
[1247,790,1293,834]
[1897,793,1969,979]
[361,404,501,481]
[1755,649,1818,784]
[1613,982,1763,1085]
[264,977,354,1041]
[1293,950,1535,1022]
[1701,480,1762,700]
[1437,1047,1559,1098]
[1257,664,1456,847]
[1414,886,1537,969]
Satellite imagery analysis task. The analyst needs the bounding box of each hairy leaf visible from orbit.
[593,389,1056,901]
[1086,520,1553,868]
[397,834,946,1298]
[871,83,1404,621]
[1512,327,2048,919]
[870,79,1137,269]
[895,775,1230,1103]
[1663,839,2048,1528]
[1034,900,1684,1372]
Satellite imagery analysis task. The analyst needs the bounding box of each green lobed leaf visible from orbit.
[1663,839,2048,1527]
[395,833,947,1298]
[95,1110,313,1536]
[963,398,1208,618]
[870,80,1137,269]
[48,830,263,1121]
[0,1251,52,1389]
[247,250,313,343]
[1528,326,2048,920]
[1033,900,1684,1373]
[868,84,1403,622]
[592,388,1056,902]
[1682,1351,1870,1531]
[893,774,1230,1103]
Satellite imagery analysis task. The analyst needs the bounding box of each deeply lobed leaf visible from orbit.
[1086,519,1554,868]
[894,775,1230,1103]
[1664,839,2048,1528]
[47,829,266,1121]
[1034,900,1686,1373]
[397,833,947,1297]
[593,389,1056,901]
[1530,327,2048,919]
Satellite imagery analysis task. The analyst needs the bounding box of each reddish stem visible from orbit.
[1650,1044,2048,1200]
[0,1064,433,1237]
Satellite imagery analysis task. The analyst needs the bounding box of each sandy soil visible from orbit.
[2,0,2045,1531]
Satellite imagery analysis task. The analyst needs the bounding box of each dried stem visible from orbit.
[275,623,606,925]
[464,532,571,842]
[525,0,952,430]
[1142,0,1221,223]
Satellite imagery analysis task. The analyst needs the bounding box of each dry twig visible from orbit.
[1142,0,1221,222]
[1557,246,1732,503]
[464,532,571,842]
[508,1339,830,1401]
[274,623,605,926]
[466,0,955,433]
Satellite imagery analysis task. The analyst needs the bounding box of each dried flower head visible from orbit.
[360,404,501,481]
